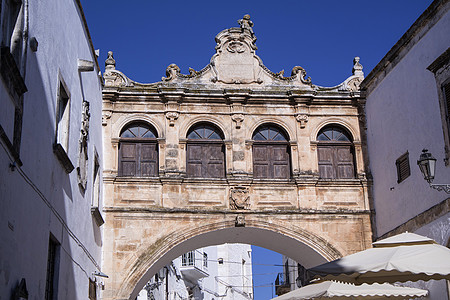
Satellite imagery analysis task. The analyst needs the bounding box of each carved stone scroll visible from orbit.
[166,112,179,126]
[295,114,309,128]
[231,114,244,129]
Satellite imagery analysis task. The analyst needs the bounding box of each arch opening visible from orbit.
[124,224,340,300]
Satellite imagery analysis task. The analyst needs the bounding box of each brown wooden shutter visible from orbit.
[253,144,270,178]
[205,144,224,178]
[253,144,290,179]
[272,145,290,179]
[140,143,158,176]
[318,146,334,178]
[187,144,203,177]
[396,152,410,183]
[119,143,137,176]
[335,146,354,179]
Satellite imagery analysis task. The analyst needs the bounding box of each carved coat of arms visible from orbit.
[230,186,250,210]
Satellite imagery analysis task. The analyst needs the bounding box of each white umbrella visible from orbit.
[308,232,450,284]
[271,281,428,299]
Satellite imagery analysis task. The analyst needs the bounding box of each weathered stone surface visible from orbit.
[102,15,371,300]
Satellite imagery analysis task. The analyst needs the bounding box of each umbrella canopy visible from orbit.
[271,281,428,300]
[308,232,450,284]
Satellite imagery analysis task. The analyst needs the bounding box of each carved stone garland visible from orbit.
[77,100,90,189]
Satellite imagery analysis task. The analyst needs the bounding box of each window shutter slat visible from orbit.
[396,152,410,183]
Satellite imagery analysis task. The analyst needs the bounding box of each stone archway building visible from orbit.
[101,16,372,300]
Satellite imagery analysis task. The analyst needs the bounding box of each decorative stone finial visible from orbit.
[238,14,254,36]
[105,51,116,70]
[352,57,364,77]
[162,64,181,81]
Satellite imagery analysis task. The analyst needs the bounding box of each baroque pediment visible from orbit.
[103,15,364,92]
[160,15,313,88]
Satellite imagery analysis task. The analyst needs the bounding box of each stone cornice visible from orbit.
[103,206,371,215]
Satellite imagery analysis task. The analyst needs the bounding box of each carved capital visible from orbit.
[231,114,244,129]
[102,110,112,126]
[166,112,179,126]
[230,186,250,210]
[295,114,309,128]
[245,140,253,150]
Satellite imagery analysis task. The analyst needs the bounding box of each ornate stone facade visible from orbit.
[102,16,371,300]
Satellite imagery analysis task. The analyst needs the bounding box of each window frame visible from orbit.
[395,151,411,184]
[0,0,27,99]
[186,123,225,179]
[427,48,450,165]
[53,75,74,173]
[118,122,158,177]
[316,125,356,179]
[252,124,291,179]
[45,235,60,300]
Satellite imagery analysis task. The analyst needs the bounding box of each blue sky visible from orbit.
[79,1,433,299]
[81,0,432,87]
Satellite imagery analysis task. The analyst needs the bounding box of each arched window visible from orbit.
[252,124,290,179]
[317,125,355,179]
[119,122,158,177]
[186,123,225,178]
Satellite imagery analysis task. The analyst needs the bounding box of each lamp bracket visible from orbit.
[430,184,450,194]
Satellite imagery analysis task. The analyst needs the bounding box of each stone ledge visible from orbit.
[103,206,371,215]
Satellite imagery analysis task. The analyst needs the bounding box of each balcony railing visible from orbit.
[275,272,290,296]
[180,250,209,282]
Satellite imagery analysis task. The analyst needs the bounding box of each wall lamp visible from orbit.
[417,149,450,193]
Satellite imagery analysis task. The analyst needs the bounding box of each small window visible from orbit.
[53,78,73,173]
[45,236,60,300]
[252,124,290,179]
[427,49,450,165]
[91,152,104,226]
[443,82,450,145]
[396,152,410,183]
[186,123,225,178]
[118,122,158,177]
[203,252,208,268]
[88,278,97,300]
[1,0,23,60]
[182,251,195,267]
[56,82,70,151]
[92,154,100,207]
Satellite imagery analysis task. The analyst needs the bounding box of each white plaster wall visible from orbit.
[0,0,103,299]
[138,244,252,300]
[365,8,450,236]
[217,244,253,299]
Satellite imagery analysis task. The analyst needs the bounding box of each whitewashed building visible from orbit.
[362,0,449,298]
[137,244,253,300]
[0,0,104,299]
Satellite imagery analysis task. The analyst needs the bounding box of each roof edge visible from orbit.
[74,0,102,84]
[360,0,448,94]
